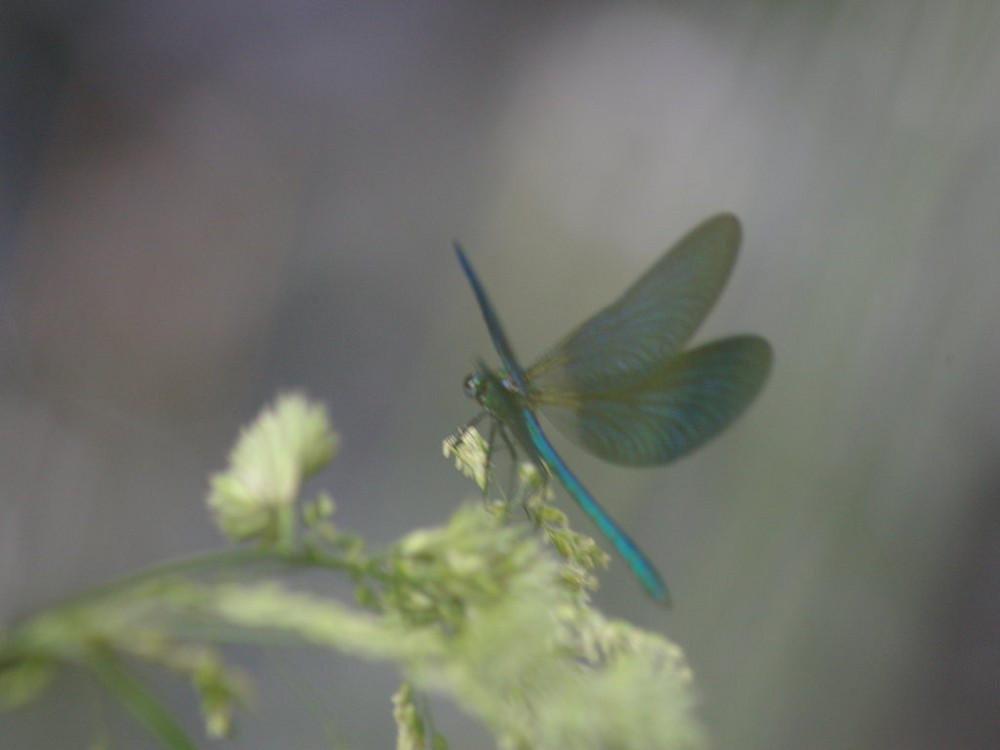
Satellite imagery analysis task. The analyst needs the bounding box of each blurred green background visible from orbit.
[2,1,998,748]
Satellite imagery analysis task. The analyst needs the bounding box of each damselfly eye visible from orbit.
[463,373,479,398]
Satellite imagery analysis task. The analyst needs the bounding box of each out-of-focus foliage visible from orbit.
[1,395,704,750]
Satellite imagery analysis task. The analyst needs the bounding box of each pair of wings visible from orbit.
[519,213,772,467]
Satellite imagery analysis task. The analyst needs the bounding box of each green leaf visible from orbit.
[0,654,56,709]
[87,650,201,750]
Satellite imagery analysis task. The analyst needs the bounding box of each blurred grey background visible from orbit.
[2,1,998,749]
